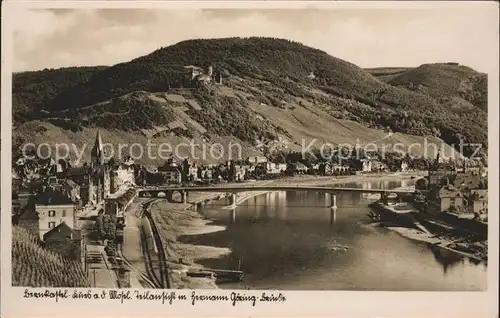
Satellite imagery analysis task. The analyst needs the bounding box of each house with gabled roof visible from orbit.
[43,222,83,262]
[470,189,488,215]
[158,159,182,184]
[439,185,465,213]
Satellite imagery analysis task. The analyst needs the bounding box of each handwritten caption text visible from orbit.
[23,289,286,306]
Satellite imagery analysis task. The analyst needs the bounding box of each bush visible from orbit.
[102,214,116,240]
[415,178,429,190]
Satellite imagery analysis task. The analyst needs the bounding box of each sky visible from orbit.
[11,6,499,73]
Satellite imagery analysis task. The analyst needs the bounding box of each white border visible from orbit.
[1,1,499,318]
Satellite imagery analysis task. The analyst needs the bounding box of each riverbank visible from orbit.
[379,224,488,262]
[150,171,425,288]
[369,201,488,263]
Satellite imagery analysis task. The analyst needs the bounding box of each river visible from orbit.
[178,179,487,291]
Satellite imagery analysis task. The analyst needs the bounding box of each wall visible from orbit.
[36,204,76,240]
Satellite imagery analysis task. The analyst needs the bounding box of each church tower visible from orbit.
[90,130,106,204]
[91,130,105,168]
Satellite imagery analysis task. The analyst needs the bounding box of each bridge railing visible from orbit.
[140,184,421,194]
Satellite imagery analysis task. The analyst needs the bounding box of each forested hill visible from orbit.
[12,37,487,162]
[13,66,108,123]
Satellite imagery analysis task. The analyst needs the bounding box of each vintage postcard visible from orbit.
[1,1,498,317]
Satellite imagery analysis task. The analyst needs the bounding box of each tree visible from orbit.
[228,161,236,182]
[102,214,116,240]
[105,241,117,257]
[182,159,189,183]
[95,209,105,239]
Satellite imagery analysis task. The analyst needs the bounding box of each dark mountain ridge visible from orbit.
[12,66,107,123]
[12,37,488,160]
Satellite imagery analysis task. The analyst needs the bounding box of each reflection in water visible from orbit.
[181,179,486,291]
[229,208,236,224]
[429,244,466,275]
[329,208,337,226]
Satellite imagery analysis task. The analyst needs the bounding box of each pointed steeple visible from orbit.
[91,130,104,166]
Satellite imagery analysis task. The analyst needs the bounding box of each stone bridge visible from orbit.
[137,185,419,208]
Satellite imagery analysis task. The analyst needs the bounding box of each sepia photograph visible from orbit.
[1,1,498,317]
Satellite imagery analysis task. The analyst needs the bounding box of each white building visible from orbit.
[361,159,372,172]
[400,161,409,172]
[35,190,78,240]
[266,162,287,174]
[163,168,182,183]
[471,189,488,214]
[247,156,268,165]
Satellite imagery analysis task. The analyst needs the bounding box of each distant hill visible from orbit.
[12,37,488,162]
[364,67,411,82]
[387,63,487,111]
[11,226,89,287]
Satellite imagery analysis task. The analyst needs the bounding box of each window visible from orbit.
[48,210,56,217]
[48,221,56,229]
[62,210,66,217]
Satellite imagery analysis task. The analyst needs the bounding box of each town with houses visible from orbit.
[11,130,488,287]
